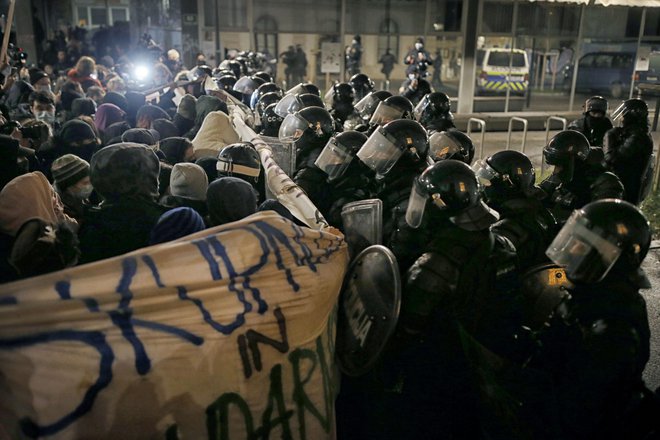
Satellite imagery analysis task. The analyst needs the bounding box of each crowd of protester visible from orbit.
[0,26,659,439]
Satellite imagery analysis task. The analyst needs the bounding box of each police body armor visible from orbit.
[567,115,613,147]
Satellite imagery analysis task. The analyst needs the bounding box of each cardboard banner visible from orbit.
[0,212,348,439]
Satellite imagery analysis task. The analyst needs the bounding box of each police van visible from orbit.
[476,48,529,95]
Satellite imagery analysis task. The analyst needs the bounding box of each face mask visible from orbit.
[36,110,56,125]
[408,74,417,80]
[36,85,52,94]
[415,43,423,51]
[70,184,93,200]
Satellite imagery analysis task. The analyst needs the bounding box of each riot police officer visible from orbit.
[356,118,429,271]
[368,95,415,131]
[540,130,624,224]
[314,130,376,228]
[354,90,392,130]
[259,103,284,137]
[603,98,654,205]
[567,96,613,147]
[349,73,375,102]
[400,76,432,106]
[530,199,651,439]
[414,91,456,132]
[473,150,557,269]
[279,106,335,213]
[327,82,362,130]
[250,81,281,110]
[428,129,474,164]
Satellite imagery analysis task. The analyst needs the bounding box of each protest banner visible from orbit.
[0,212,348,439]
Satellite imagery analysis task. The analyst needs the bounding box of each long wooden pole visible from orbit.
[1,0,16,65]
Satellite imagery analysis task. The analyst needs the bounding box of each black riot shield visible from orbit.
[336,245,401,377]
[519,263,573,330]
[639,153,655,203]
[340,199,383,258]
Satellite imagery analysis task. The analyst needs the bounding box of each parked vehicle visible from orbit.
[475,48,529,96]
[563,51,634,98]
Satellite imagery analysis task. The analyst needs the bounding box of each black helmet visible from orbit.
[354,90,392,121]
[584,96,608,114]
[405,160,499,231]
[332,82,355,105]
[256,91,281,117]
[298,93,325,109]
[546,199,651,285]
[314,130,368,180]
[226,60,242,78]
[251,82,281,110]
[473,150,535,203]
[260,103,284,137]
[233,75,266,96]
[189,65,212,81]
[611,98,649,126]
[217,142,262,184]
[428,130,475,164]
[349,73,375,101]
[286,82,320,97]
[279,106,334,148]
[415,79,432,96]
[216,75,237,92]
[415,92,452,127]
[543,130,590,167]
[274,92,325,118]
[357,119,429,176]
[253,71,272,83]
[369,95,414,126]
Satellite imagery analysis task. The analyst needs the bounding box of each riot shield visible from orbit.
[336,245,401,376]
[258,135,297,199]
[639,153,655,203]
[519,263,573,330]
[341,199,383,257]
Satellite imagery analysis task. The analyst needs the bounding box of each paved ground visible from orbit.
[481,128,660,391]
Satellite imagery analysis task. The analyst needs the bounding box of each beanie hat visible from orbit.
[51,154,90,191]
[152,118,180,140]
[177,94,197,121]
[103,91,129,113]
[59,119,97,145]
[170,163,208,201]
[121,128,160,146]
[149,207,206,245]
[71,97,97,117]
[29,69,49,86]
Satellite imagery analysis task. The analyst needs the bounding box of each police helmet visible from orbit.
[428,130,474,164]
[369,95,414,126]
[256,91,281,118]
[253,71,272,83]
[279,106,334,148]
[611,98,649,126]
[546,199,651,284]
[355,90,392,121]
[251,82,282,110]
[349,73,375,101]
[333,82,356,104]
[217,142,262,184]
[543,130,590,167]
[216,75,237,92]
[414,92,452,127]
[584,96,608,115]
[406,160,499,230]
[286,82,321,97]
[357,119,429,176]
[314,130,368,180]
[260,103,284,137]
[473,150,535,203]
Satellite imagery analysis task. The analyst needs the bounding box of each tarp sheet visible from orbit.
[0,212,348,439]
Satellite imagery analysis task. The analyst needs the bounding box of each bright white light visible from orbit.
[134,65,149,81]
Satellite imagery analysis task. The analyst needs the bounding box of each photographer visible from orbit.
[404,37,433,78]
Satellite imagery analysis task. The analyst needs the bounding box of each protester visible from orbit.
[206,177,258,226]
[149,206,206,245]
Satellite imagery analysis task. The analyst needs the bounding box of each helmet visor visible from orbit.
[472,159,499,187]
[278,113,308,142]
[274,94,303,117]
[610,102,626,125]
[369,102,404,126]
[429,132,462,162]
[413,98,428,122]
[314,137,354,180]
[357,128,403,176]
[323,87,334,107]
[405,184,428,228]
[233,76,260,94]
[285,83,306,96]
[354,92,381,120]
[546,210,622,283]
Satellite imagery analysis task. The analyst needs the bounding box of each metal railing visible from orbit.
[467,118,487,160]
[541,116,568,175]
[506,117,529,153]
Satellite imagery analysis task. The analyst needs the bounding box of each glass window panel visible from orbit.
[482,2,513,34]
[91,7,107,26]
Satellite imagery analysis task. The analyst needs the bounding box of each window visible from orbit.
[378,19,399,61]
[76,5,129,28]
[482,2,513,34]
[255,15,278,57]
[488,52,526,67]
